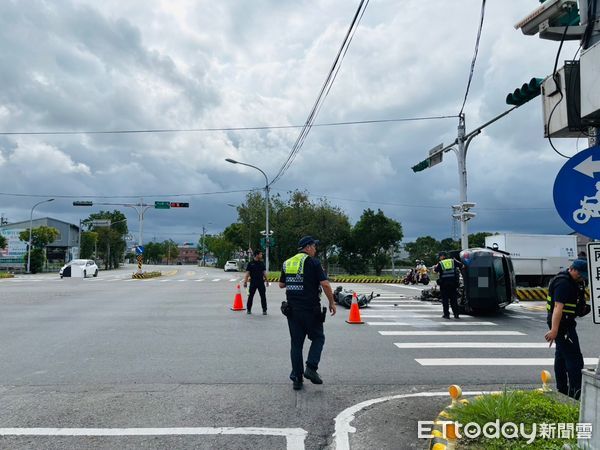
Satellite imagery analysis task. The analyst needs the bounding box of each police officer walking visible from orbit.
[544,259,588,399]
[243,249,268,315]
[279,236,336,390]
[434,252,463,319]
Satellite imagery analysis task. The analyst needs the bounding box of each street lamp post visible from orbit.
[27,198,55,274]
[200,223,212,266]
[225,158,271,273]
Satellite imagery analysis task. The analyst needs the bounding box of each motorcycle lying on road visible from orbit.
[333,286,380,308]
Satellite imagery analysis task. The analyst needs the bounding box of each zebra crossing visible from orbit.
[0,276,243,284]
[359,290,599,369]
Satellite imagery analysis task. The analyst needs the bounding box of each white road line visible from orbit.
[415,358,599,366]
[379,331,526,336]
[361,310,445,315]
[384,283,428,290]
[367,321,497,326]
[229,278,238,282]
[360,314,441,319]
[332,390,494,450]
[0,427,308,450]
[212,279,221,282]
[366,305,439,309]
[195,279,203,282]
[159,279,171,283]
[394,342,549,349]
[177,280,187,282]
[124,279,136,282]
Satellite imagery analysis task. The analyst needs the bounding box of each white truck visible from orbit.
[484,233,578,286]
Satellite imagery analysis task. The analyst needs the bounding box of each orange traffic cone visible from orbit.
[231,284,246,311]
[346,292,364,324]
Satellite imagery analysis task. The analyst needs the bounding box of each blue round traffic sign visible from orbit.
[553,145,600,239]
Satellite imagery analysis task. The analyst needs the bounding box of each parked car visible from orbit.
[59,259,99,278]
[224,260,238,272]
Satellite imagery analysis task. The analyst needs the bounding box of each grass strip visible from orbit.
[447,390,579,449]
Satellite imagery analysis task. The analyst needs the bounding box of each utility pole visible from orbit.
[412,108,515,250]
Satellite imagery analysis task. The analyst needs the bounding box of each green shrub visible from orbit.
[448,390,579,449]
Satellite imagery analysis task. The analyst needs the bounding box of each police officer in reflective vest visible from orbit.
[434,252,463,319]
[544,259,588,399]
[279,236,336,390]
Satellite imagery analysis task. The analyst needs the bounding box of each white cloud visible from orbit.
[0,0,585,241]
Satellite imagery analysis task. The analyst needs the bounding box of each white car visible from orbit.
[59,259,99,278]
[224,260,238,272]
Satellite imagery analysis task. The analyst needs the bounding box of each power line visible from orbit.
[0,189,259,200]
[271,0,371,186]
[458,0,487,117]
[0,115,456,137]
[272,188,555,211]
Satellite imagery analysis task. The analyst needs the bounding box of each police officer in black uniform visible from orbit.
[434,252,463,319]
[544,259,588,399]
[279,236,336,390]
[243,249,268,315]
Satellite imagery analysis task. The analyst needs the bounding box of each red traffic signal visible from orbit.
[170,202,189,208]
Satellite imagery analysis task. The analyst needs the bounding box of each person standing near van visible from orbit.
[434,252,463,319]
[243,250,268,315]
[545,259,588,399]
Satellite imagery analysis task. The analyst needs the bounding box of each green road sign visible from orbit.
[73,201,93,206]
[155,201,171,209]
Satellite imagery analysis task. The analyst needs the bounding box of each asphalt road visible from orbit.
[1,264,598,449]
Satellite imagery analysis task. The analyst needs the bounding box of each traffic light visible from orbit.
[411,159,429,173]
[170,202,189,208]
[506,78,544,106]
[73,201,93,206]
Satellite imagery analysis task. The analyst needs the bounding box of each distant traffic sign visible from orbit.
[553,145,600,239]
[170,202,189,208]
[586,242,600,324]
[135,246,144,255]
[155,201,170,209]
[91,220,111,227]
[73,201,93,206]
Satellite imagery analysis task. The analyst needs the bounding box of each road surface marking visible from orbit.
[195,279,203,282]
[159,279,171,283]
[367,321,496,326]
[178,279,187,282]
[394,342,549,349]
[332,390,494,450]
[379,331,525,336]
[415,358,599,366]
[212,279,221,282]
[360,314,441,319]
[0,427,307,450]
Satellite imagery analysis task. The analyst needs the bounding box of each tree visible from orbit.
[80,231,98,259]
[469,232,495,248]
[144,242,164,264]
[404,236,440,267]
[204,234,236,268]
[82,210,128,269]
[0,234,7,251]
[350,209,403,275]
[18,226,60,273]
[163,240,179,264]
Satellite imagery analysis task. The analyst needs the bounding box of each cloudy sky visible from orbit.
[0,0,585,245]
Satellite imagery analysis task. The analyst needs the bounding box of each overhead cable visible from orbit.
[0,114,456,136]
[270,0,370,186]
[458,0,487,117]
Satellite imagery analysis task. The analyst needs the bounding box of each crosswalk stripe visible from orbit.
[211,279,221,282]
[178,280,187,282]
[379,331,526,336]
[367,321,496,326]
[394,342,548,349]
[195,279,203,282]
[415,358,599,366]
[360,314,441,319]
[368,304,439,308]
[361,310,445,315]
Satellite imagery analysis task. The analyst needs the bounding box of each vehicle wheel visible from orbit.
[573,208,590,224]
[83,270,87,278]
[93,270,98,277]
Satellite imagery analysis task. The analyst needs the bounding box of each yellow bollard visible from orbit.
[540,370,552,392]
[445,423,457,450]
[431,442,447,450]
[448,384,462,408]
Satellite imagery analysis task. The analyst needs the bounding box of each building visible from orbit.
[0,217,79,270]
[177,244,198,265]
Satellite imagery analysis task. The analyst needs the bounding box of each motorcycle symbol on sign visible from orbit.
[573,181,600,224]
